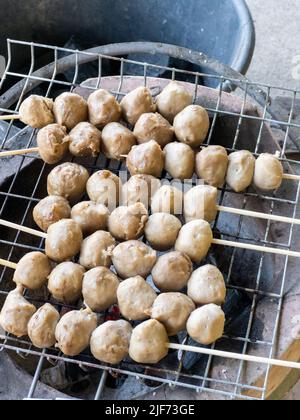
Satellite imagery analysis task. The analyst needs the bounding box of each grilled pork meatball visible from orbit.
[91,320,132,364]
[53,92,88,130]
[156,82,193,123]
[149,293,195,336]
[0,286,36,338]
[117,276,157,321]
[187,265,226,306]
[126,140,165,178]
[79,231,116,269]
[33,196,71,232]
[164,142,195,180]
[45,219,83,262]
[108,203,148,241]
[129,319,169,364]
[226,150,255,193]
[48,262,85,304]
[174,105,210,147]
[121,87,156,125]
[151,251,193,292]
[88,89,122,128]
[122,174,161,208]
[184,185,218,223]
[254,153,284,191]
[112,240,157,279]
[133,112,174,147]
[187,304,225,345]
[13,252,51,290]
[87,170,122,209]
[175,220,213,264]
[151,185,183,215]
[69,122,101,157]
[71,201,109,236]
[144,213,182,251]
[196,146,229,187]
[102,122,136,160]
[82,267,120,312]
[28,303,60,349]
[19,95,54,128]
[55,308,97,356]
[37,123,70,164]
[47,163,89,204]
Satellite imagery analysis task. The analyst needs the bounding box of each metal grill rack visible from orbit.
[0,39,300,401]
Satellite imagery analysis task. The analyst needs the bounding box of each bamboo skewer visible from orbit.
[0,219,47,239]
[0,147,39,158]
[168,343,300,370]
[0,258,17,270]
[0,114,21,121]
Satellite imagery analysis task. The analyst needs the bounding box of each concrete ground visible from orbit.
[246,0,300,400]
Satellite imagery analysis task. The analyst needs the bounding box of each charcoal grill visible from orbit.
[0,40,300,401]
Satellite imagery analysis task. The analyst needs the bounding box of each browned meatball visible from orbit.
[28,304,60,349]
[69,122,101,157]
[33,196,71,232]
[121,87,156,125]
[151,185,183,215]
[37,124,70,164]
[156,81,193,122]
[226,150,255,193]
[79,231,116,269]
[133,113,174,147]
[126,140,165,178]
[196,146,229,187]
[19,95,54,128]
[122,175,161,208]
[53,92,88,130]
[184,185,218,223]
[144,213,182,251]
[102,122,136,160]
[47,163,89,204]
[45,219,83,262]
[87,170,122,209]
[88,89,122,128]
[71,201,109,235]
[13,252,51,290]
[174,105,210,147]
[253,154,284,191]
[164,142,195,180]
[108,203,148,241]
[48,262,85,304]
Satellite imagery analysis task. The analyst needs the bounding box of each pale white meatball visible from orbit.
[33,196,71,232]
[129,319,169,364]
[48,262,85,304]
[174,105,210,147]
[149,293,195,336]
[184,185,218,223]
[13,252,51,290]
[121,87,156,125]
[187,265,226,306]
[175,220,213,264]
[53,92,88,130]
[122,175,161,208]
[164,142,195,180]
[151,185,183,215]
[87,170,122,210]
[55,308,97,356]
[0,287,36,338]
[226,150,255,193]
[196,146,229,187]
[47,163,89,204]
[134,113,174,147]
[19,95,54,128]
[28,304,60,349]
[253,154,284,191]
[69,122,101,157]
[112,241,157,279]
[102,122,136,160]
[126,140,165,178]
[156,82,193,122]
[91,320,132,364]
[71,201,109,236]
[152,251,193,292]
[187,304,225,345]
[82,267,120,312]
[108,203,148,241]
[145,213,182,251]
[117,276,157,321]
[37,124,70,164]
[79,231,116,269]
[45,219,83,262]
[88,89,122,128]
